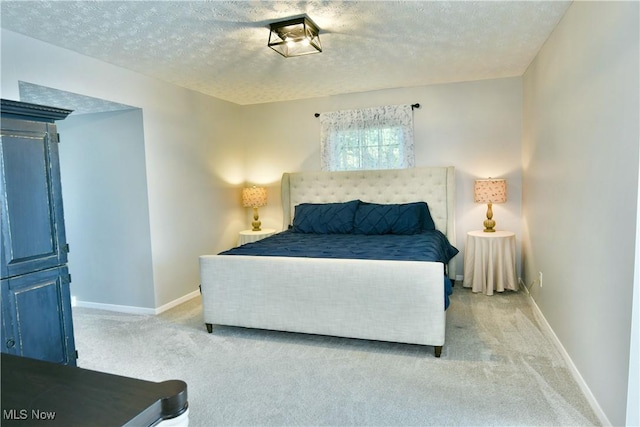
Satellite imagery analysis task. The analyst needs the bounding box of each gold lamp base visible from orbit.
[251,207,262,231]
[483,202,496,232]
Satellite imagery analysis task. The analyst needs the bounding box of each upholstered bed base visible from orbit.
[200,167,456,357]
[200,256,446,354]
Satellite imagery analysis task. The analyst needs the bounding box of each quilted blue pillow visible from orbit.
[354,202,435,235]
[354,203,398,234]
[418,202,436,231]
[292,200,359,234]
[399,201,436,231]
[393,203,427,234]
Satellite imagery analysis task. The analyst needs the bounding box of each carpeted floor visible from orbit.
[73,286,600,426]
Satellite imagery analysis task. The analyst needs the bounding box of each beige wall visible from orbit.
[522,2,639,425]
[1,29,245,309]
[58,110,156,309]
[241,77,524,277]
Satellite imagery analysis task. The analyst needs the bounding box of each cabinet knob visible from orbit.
[6,339,15,348]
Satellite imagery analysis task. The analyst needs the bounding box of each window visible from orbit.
[319,104,415,171]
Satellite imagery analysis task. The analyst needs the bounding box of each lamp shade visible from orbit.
[474,179,507,204]
[242,186,267,208]
[268,16,322,57]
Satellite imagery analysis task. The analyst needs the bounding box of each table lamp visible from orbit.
[474,178,506,232]
[242,186,267,231]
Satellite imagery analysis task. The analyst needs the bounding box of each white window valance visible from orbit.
[319,104,415,171]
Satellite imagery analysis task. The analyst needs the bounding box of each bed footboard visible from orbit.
[200,255,446,355]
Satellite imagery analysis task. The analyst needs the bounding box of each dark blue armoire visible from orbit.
[0,99,77,366]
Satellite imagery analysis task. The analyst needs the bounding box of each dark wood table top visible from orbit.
[1,353,187,426]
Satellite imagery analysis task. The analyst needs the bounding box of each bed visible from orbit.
[199,166,457,357]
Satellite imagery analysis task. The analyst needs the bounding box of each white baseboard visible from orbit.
[73,289,201,316]
[455,274,463,282]
[74,300,157,315]
[525,292,611,426]
[154,289,201,314]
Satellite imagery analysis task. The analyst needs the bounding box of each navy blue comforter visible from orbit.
[220,230,458,309]
[221,230,458,263]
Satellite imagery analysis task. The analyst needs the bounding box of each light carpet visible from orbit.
[72,286,600,426]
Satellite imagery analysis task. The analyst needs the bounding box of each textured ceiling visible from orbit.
[1,1,572,106]
[18,82,138,115]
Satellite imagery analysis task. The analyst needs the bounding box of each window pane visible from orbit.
[320,105,414,171]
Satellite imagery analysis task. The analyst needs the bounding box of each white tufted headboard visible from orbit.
[281,167,457,277]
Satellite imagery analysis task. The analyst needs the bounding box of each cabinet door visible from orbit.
[1,266,76,366]
[0,118,68,278]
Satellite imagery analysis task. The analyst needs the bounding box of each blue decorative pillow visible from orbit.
[400,201,436,231]
[353,203,398,235]
[418,202,436,231]
[292,200,359,234]
[393,203,426,234]
[354,201,436,235]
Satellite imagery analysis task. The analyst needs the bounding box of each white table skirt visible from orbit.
[463,230,517,295]
[238,228,276,246]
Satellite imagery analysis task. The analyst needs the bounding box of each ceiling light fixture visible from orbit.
[268,16,322,58]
